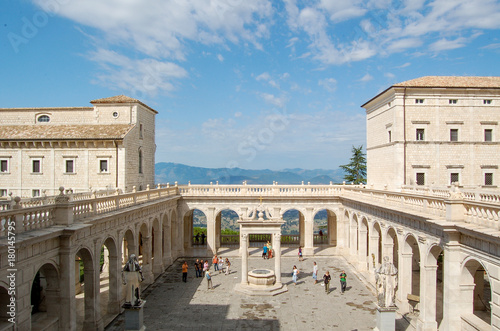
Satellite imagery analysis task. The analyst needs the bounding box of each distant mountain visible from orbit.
[155,162,345,185]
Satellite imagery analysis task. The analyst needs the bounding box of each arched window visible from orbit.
[138,149,143,174]
[37,115,50,123]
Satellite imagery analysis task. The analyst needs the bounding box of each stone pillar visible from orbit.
[304,208,314,255]
[274,233,282,285]
[59,235,76,330]
[369,235,379,271]
[398,252,412,314]
[384,242,394,264]
[53,187,74,226]
[107,247,122,314]
[417,265,438,331]
[358,228,368,271]
[82,258,100,330]
[162,221,172,267]
[350,223,357,257]
[153,228,163,277]
[215,213,221,250]
[206,207,216,256]
[92,239,103,330]
[141,236,154,285]
[241,233,248,285]
[441,230,462,331]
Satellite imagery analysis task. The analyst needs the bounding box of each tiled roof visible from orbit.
[0,124,134,140]
[90,95,158,114]
[393,76,500,88]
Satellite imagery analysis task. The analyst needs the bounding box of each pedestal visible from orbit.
[374,306,396,331]
[123,300,146,331]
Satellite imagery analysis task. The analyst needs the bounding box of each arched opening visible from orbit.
[152,218,162,276]
[0,286,10,327]
[313,209,337,246]
[426,245,444,329]
[217,209,240,247]
[171,210,178,259]
[371,222,382,269]
[359,217,369,270]
[75,247,97,330]
[162,213,171,266]
[184,209,207,248]
[386,227,399,268]
[350,214,359,258]
[138,223,153,284]
[403,235,421,313]
[31,263,60,329]
[461,259,491,326]
[99,237,120,322]
[122,229,135,264]
[281,209,303,246]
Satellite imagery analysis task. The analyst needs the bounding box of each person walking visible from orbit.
[292,265,299,285]
[206,270,213,290]
[312,262,318,284]
[203,260,209,277]
[218,257,224,274]
[213,255,219,272]
[323,271,331,294]
[340,270,347,293]
[262,244,268,259]
[182,261,188,283]
[194,259,200,278]
[225,258,231,275]
[298,247,303,262]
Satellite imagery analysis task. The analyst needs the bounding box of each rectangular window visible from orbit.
[0,189,7,197]
[450,129,458,141]
[450,173,459,185]
[32,189,40,197]
[416,129,425,141]
[416,173,425,186]
[415,99,424,104]
[485,173,493,186]
[139,123,143,139]
[32,159,41,173]
[388,131,392,143]
[0,160,8,172]
[65,160,74,173]
[99,160,108,173]
[485,129,493,142]
[449,99,457,104]
[484,99,492,105]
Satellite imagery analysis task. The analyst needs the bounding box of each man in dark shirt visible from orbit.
[323,271,331,294]
[194,259,200,278]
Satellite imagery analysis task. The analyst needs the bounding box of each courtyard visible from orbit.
[105,248,414,330]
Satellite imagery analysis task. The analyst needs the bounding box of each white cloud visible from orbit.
[259,93,287,108]
[359,73,374,82]
[256,72,280,89]
[318,78,337,92]
[429,37,467,52]
[217,54,224,62]
[396,62,411,68]
[384,72,395,79]
[234,112,243,118]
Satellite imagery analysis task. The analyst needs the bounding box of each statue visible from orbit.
[375,256,398,308]
[122,254,144,307]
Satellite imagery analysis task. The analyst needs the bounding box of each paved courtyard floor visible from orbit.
[106,250,415,331]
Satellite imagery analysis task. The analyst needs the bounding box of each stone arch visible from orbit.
[313,208,337,246]
[371,221,383,268]
[30,262,60,329]
[350,213,359,257]
[282,208,305,246]
[152,217,163,276]
[183,208,207,249]
[162,212,172,266]
[461,257,491,326]
[170,209,178,259]
[122,228,136,264]
[215,208,239,248]
[358,216,369,270]
[75,246,99,330]
[385,227,399,268]
[100,236,120,316]
[400,234,421,313]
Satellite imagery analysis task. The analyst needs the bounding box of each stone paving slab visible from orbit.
[106,255,414,330]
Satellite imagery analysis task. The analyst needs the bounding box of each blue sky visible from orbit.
[2,0,500,170]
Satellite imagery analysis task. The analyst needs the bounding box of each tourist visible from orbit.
[206,270,213,289]
[323,271,331,294]
[319,229,323,237]
[201,232,206,245]
[340,270,347,293]
[298,247,303,261]
[218,257,224,274]
[213,255,219,272]
[292,265,299,285]
[268,241,273,259]
[262,244,268,259]
[312,261,318,284]
[182,261,188,283]
[203,260,209,277]
[225,258,231,275]
[194,259,200,278]
[195,232,200,245]
[200,259,205,276]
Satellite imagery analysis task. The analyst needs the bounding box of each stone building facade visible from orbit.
[0,95,156,197]
[362,76,500,190]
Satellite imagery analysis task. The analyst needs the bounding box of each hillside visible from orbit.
[155,162,345,185]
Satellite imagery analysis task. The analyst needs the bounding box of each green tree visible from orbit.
[340,145,366,185]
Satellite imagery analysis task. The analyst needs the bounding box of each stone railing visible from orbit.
[402,185,500,203]
[0,200,55,237]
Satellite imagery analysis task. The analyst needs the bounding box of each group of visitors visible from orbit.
[184,255,231,290]
[194,232,206,245]
[262,241,273,259]
[290,260,348,294]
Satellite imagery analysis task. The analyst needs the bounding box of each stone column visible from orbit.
[162,221,172,267]
[153,228,163,277]
[274,233,282,285]
[417,265,438,331]
[350,223,357,257]
[59,235,76,330]
[107,247,122,314]
[141,236,154,285]
[358,228,368,271]
[441,230,462,331]
[206,207,216,256]
[398,252,412,313]
[369,235,379,271]
[384,242,394,264]
[304,207,314,255]
[241,233,248,285]
[91,239,103,330]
